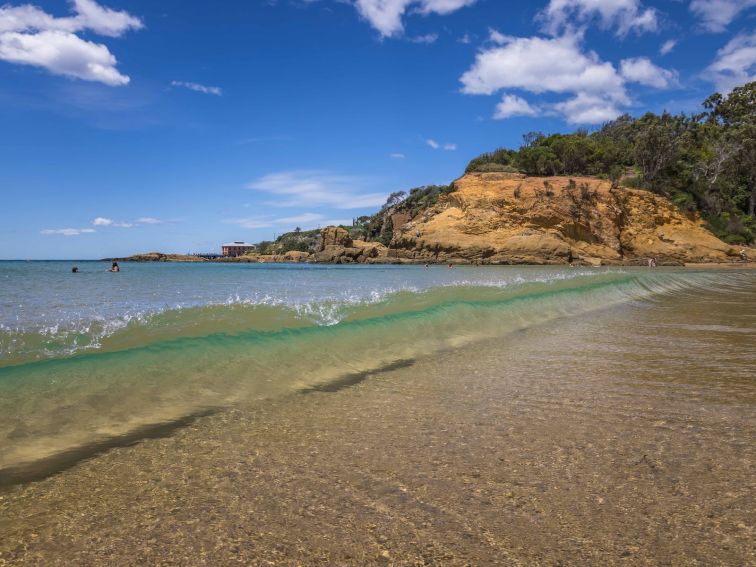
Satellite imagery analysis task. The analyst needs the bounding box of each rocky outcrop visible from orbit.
[320,227,352,248]
[114,252,206,262]
[314,230,390,264]
[377,173,743,265]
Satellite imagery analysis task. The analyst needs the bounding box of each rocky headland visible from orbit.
[117,173,754,266]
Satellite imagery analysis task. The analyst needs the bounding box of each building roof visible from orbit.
[222,241,255,247]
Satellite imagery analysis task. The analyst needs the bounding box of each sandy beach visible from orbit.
[1,279,754,566]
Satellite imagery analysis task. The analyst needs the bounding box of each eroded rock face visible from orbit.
[314,232,389,264]
[385,173,736,265]
[320,227,352,250]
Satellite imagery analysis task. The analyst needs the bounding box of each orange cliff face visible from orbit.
[385,173,737,265]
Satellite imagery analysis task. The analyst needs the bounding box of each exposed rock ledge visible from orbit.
[378,173,749,266]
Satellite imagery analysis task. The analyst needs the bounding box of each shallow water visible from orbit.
[0,262,754,485]
[1,266,754,564]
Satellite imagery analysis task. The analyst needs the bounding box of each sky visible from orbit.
[0,0,754,259]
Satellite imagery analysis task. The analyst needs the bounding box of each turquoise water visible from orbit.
[1,261,754,484]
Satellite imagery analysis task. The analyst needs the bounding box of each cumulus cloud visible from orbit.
[460,33,628,123]
[41,227,96,236]
[705,32,756,93]
[460,31,678,124]
[461,33,626,99]
[0,0,141,85]
[620,57,678,88]
[539,0,658,37]
[352,0,476,37]
[226,213,352,230]
[690,0,756,33]
[552,93,622,124]
[246,171,387,209]
[494,94,539,119]
[170,81,223,96]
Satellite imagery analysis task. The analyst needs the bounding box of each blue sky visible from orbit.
[1,0,754,259]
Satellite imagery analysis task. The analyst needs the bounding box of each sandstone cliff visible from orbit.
[377,173,743,265]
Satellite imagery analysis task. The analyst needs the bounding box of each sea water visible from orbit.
[1,261,754,484]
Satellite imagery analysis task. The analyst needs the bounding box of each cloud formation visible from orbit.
[41,227,96,236]
[352,0,476,37]
[171,81,223,96]
[461,31,677,124]
[690,0,756,33]
[426,138,456,150]
[620,57,678,88]
[0,0,141,85]
[705,32,756,93]
[93,216,163,228]
[659,39,676,55]
[494,94,538,119]
[539,0,658,37]
[246,171,387,209]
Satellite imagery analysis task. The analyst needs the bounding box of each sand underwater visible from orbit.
[0,263,754,565]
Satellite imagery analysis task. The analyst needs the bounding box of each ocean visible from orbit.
[1,261,754,486]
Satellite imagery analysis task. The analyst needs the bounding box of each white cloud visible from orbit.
[409,33,438,44]
[226,213,351,230]
[426,138,455,150]
[540,0,658,37]
[705,32,756,93]
[94,216,160,228]
[461,34,627,99]
[460,33,629,123]
[690,0,756,33]
[660,39,676,55]
[246,171,387,209]
[620,57,678,88]
[68,0,143,37]
[494,94,539,119]
[552,92,622,124]
[352,0,476,37]
[170,81,223,96]
[0,0,140,85]
[41,227,96,236]
[390,152,406,158]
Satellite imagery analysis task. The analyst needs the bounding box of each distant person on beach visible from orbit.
[71,266,78,273]
[109,261,120,272]
[741,249,748,261]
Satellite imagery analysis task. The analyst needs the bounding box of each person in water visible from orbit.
[71,266,78,273]
[109,261,120,272]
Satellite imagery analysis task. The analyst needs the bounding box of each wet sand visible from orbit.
[1,287,755,565]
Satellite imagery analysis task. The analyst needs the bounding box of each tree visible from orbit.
[383,191,407,209]
[633,112,688,190]
[705,82,756,215]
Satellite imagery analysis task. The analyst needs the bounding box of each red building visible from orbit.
[222,241,256,257]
